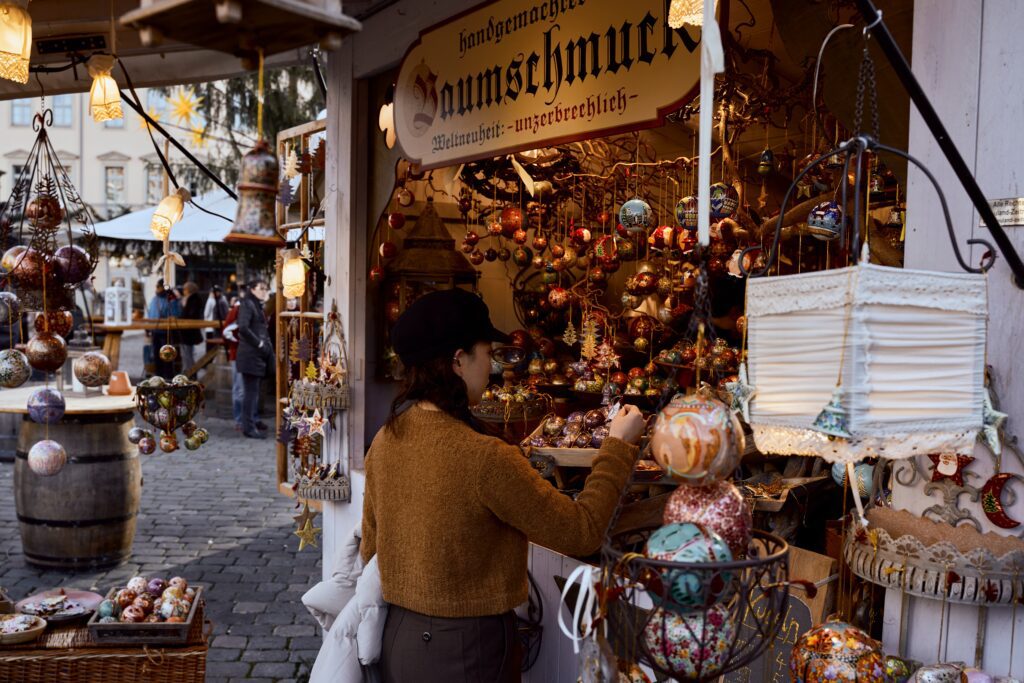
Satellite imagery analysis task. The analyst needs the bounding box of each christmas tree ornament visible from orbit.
[663,479,752,556]
[980,472,1022,529]
[484,248,498,262]
[283,147,299,179]
[276,177,295,207]
[562,321,578,346]
[379,241,397,259]
[294,517,322,551]
[650,393,744,486]
[396,187,414,207]
[27,386,65,424]
[810,387,852,439]
[981,388,1007,456]
[53,245,92,285]
[500,206,524,234]
[927,452,974,487]
[512,246,532,267]
[0,348,30,388]
[26,331,67,373]
[487,221,504,237]
[469,249,485,266]
[464,230,480,246]
[0,245,24,273]
[497,247,511,262]
[674,195,699,229]
[226,140,283,246]
[807,200,843,241]
[619,198,653,233]
[709,182,739,219]
[643,604,735,679]
[757,148,774,175]
[790,620,885,683]
[512,228,528,245]
[532,233,548,251]
[645,522,733,610]
[33,310,73,337]
[387,212,405,230]
[0,291,19,322]
[159,344,177,362]
[27,440,67,476]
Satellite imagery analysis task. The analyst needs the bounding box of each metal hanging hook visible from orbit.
[863,9,883,36]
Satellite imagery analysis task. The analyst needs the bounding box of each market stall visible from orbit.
[310,0,1024,680]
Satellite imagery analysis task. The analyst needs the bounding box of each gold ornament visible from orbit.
[293,518,321,551]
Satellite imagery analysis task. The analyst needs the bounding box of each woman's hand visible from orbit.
[608,404,645,445]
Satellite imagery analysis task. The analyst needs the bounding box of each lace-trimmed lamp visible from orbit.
[0,2,31,84]
[743,258,987,464]
[88,54,123,123]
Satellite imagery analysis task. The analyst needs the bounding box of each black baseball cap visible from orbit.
[391,288,509,366]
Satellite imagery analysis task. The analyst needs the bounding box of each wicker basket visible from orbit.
[290,380,351,412]
[294,474,351,502]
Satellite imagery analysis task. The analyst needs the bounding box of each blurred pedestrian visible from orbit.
[235,279,272,439]
[204,285,228,339]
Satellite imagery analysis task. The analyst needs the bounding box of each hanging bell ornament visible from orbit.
[757,148,774,176]
[225,140,283,246]
[807,201,843,241]
[811,387,852,439]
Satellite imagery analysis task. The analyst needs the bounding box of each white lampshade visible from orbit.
[281,248,307,298]
[745,261,987,463]
[87,54,123,122]
[150,187,190,240]
[0,3,31,84]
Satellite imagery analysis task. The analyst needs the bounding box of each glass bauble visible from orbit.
[26,331,67,373]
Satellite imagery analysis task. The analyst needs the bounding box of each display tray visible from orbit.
[86,587,203,645]
[521,422,599,468]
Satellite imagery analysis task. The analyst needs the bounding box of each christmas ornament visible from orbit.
[548,287,571,311]
[159,345,177,362]
[294,517,322,551]
[928,452,974,487]
[27,440,67,476]
[532,233,548,250]
[810,387,852,439]
[981,388,1007,456]
[980,472,1022,529]
[27,387,65,424]
[571,225,592,247]
[387,212,406,230]
[645,522,733,610]
[651,395,749,485]
[138,436,156,455]
[500,206,524,234]
[487,221,504,237]
[72,351,111,387]
[709,182,739,219]
[790,620,885,683]
[483,247,498,262]
[396,187,414,207]
[648,225,674,250]
[512,228,528,245]
[0,348,30,388]
[830,461,874,499]
[724,363,755,422]
[663,479,752,555]
[807,201,843,241]
[25,332,67,373]
[497,247,511,262]
[465,230,480,246]
[33,310,73,338]
[512,246,533,267]
[643,604,735,679]
[674,196,698,229]
[379,241,397,259]
[0,245,26,273]
[469,249,485,265]
[0,291,19,324]
[619,198,653,233]
[53,245,91,285]
[369,265,384,283]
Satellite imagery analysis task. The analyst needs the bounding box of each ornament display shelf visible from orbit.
[601,525,790,681]
[844,508,1024,606]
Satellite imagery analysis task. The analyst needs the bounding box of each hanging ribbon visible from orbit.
[154,235,186,284]
[558,564,601,655]
[696,0,725,247]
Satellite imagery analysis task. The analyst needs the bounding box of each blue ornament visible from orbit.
[832,462,874,500]
[27,387,65,424]
[807,200,843,241]
[758,148,774,176]
[709,182,739,220]
[674,196,698,229]
[645,522,733,611]
[619,198,652,233]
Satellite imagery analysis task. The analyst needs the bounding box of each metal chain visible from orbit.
[853,45,881,140]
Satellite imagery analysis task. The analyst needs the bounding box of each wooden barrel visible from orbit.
[13,410,140,570]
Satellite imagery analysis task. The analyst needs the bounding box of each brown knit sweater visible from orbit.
[360,405,637,618]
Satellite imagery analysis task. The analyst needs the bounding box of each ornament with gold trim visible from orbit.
[790,619,885,683]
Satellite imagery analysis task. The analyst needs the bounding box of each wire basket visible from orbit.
[601,527,790,681]
[135,381,205,433]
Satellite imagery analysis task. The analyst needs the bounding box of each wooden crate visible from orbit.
[86,587,204,645]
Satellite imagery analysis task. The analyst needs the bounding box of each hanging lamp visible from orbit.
[0,2,31,84]
[280,248,307,298]
[150,187,190,239]
[88,54,123,123]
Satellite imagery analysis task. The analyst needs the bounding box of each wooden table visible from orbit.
[96,319,222,370]
[0,385,135,415]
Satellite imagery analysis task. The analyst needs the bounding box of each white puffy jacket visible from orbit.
[303,525,387,683]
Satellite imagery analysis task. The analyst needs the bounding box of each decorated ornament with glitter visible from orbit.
[790,619,885,683]
[619,198,653,232]
[675,196,699,229]
[0,349,31,388]
[709,182,739,219]
[807,201,843,241]
[73,351,112,387]
[643,604,735,679]
[650,393,744,485]
[645,522,733,610]
[27,387,66,424]
[663,479,752,556]
[28,440,67,476]
[26,332,67,373]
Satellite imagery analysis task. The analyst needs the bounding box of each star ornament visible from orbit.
[169,86,203,127]
[307,409,328,438]
[292,501,315,528]
[981,388,1008,456]
[294,518,321,551]
[928,452,975,487]
[725,362,756,422]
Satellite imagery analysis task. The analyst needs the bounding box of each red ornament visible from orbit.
[928,453,974,487]
[676,228,697,253]
[368,266,384,283]
[387,212,406,230]
[379,241,397,259]
[469,249,485,265]
[10,247,50,289]
[497,248,511,262]
[627,366,647,380]
[512,228,528,245]
[610,371,628,386]
[571,226,592,247]
[550,243,565,259]
[508,329,533,350]
[500,206,524,234]
[465,230,480,246]
[531,255,545,269]
[626,271,659,296]
[484,248,498,262]
[532,233,548,251]
[457,197,472,214]
[597,210,612,226]
[588,268,607,284]
[460,240,475,253]
[648,225,675,250]
[547,287,571,311]
[629,315,657,340]
[487,221,504,237]
[707,256,727,276]
[26,194,63,228]
[385,299,401,323]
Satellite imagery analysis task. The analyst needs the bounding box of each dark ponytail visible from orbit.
[386,356,476,433]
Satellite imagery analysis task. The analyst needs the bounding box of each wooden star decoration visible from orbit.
[294,517,321,551]
[725,362,756,423]
[928,453,975,487]
[981,388,1007,456]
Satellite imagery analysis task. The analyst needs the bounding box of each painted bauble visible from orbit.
[132,594,154,614]
[387,212,406,230]
[583,408,606,430]
[26,194,63,227]
[571,226,592,247]
[549,243,565,259]
[648,225,675,250]
[588,267,607,285]
[560,246,578,269]
[790,620,885,683]
[709,182,740,219]
[127,427,146,444]
[152,408,171,429]
[184,436,202,451]
[169,577,188,591]
[0,245,26,273]
[531,255,546,270]
[460,239,474,254]
[159,598,189,620]
[628,315,657,341]
[174,402,190,419]
[72,351,112,387]
[830,462,874,500]
[547,287,571,311]
[651,393,744,486]
[98,599,118,619]
[379,241,397,259]
[469,249,485,266]
[27,387,65,424]
[147,578,167,597]
[9,247,49,288]
[500,206,524,234]
[645,522,733,610]
[53,245,92,285]
[120,605,146,623]
[616,237,637,261]
[193,428,209,444]
[138,436,156,455]
[127,577,149,594]
[0,291,19,323]
[663,479,753,558]
[807,200,843,241]
[486,221,504,237]
[496,247,512,263]
[181,421,198,437]
[512,246,533,267]
[626,271,659,296]
[369,266,384,283]
[590,426,610,448]
[676,228,697,253]
[159,344,177,362]
[884,657,918,683]
[675,195,699,229]
[632,337,649,353]
[619,198,653,232]
[0,349,30,388]
[34,310,73,338]
[484,248,498,262]
[643,604,735,679]
[27,439,67,476]
[159,432,178,453]
[532,233,548,251]
[512,228,528,245]
[157,392,173,409]
[464,230,480,247]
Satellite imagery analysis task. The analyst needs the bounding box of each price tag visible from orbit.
[980,197,1024,228]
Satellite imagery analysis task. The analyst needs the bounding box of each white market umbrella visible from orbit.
[90,189,235,243]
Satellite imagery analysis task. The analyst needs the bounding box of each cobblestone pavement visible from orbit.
[0,415,324,683]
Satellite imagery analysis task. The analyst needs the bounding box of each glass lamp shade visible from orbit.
[668,0,711,28]
[150,187,191,240]
[87,54,123,122]
[0,3,31,85]
[281,249,307,299]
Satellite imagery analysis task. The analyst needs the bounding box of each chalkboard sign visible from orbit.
[724,590,814,683]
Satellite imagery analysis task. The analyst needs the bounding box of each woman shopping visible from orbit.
[361,288,644,683]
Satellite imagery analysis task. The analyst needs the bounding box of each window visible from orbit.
[104,115,124,129]
[51,95,73,127]
[146,164,163,204]
[105,166,125,205]
[11,99,31,126]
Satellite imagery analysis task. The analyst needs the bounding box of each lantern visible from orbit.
[281,248,307,299]
[0,3,31,85]
[668,0,716,29]
[104,278,131,326]
[225,139,283,246]
[744,260,987,463]
[151,187,190,240]
[87,54,122,123]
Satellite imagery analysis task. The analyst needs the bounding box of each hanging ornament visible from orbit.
[619,198,652,233]
[580,317,599,360]
[807,201,843,241]
[757,148,774,176]
[709,182,739,219]
[547,287,571,310]
[484,247,498,262]
[512,228,528,245]
[469,249,485,266]
[396,187,414,207]
[500,206,524,235]
[512,246,532,267]
[27,386,65,424]
[294,517,322,551]
[927,453,974,487]
[226,140,283,245]
[283,147,300,179]
[379,241,397,259]
[650,393,745,485]
[562,321,578,346]
[276,178,295,207]
[811,387,852,439]
[496,247,511,262]
[27,440,67,477]
[724,362,756,423]
[72,351,112,388]
[643,604,735,679]
[980,388,1007,456]
[25,332,67,373]
[159,344,177,362]
[980,473,1022,529]
[531,233,548,251]
[368,265,384,283]
[644,522,733,610]
[0,348,30,388]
